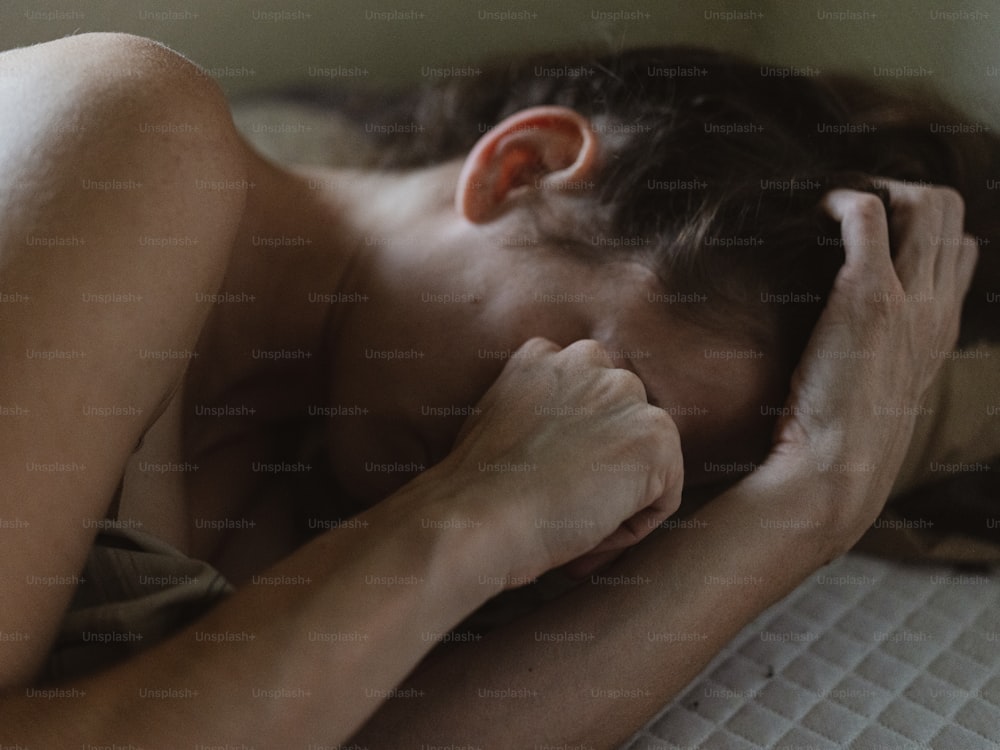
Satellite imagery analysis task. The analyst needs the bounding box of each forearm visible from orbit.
[351,471,839,749]
[2,475,504,748]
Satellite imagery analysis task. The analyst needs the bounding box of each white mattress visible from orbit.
[623,552,1000,750]
[232,99,1000,750]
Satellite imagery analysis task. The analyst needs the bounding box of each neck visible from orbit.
[306,163,536,500]
[187,158,363,421]
[192,155,552,503]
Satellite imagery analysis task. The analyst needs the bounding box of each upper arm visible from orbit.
[0,33,248,686]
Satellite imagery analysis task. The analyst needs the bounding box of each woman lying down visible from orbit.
[0,34,997,748]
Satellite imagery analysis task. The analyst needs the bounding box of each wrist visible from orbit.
[384,462,515,603]
[733,460,858,562]
[773,419,919,550]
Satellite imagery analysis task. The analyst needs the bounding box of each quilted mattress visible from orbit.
[623,553,1000,750]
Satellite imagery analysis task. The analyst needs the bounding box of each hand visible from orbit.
[440,337,683,584]
[760,180,978,549]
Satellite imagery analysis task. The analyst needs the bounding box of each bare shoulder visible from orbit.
[0,33,252,687]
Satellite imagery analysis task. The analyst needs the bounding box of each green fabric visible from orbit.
[46,527,233,682]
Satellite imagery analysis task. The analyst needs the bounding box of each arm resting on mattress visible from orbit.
[351,466,843,749]
[350,181,979,748]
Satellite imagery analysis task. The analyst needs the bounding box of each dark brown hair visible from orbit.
[359,45,999,369]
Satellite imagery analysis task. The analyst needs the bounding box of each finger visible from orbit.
[560,548,624,581]
[938,231,978,308]
[514,336,561,358]
[956,235,979,293]
[587,500,676,556]
[821,190,895,286]
[586,518,644,556]
[941,234,980,350]
[881,180,939,288]
[603,366,650,405]
[560,338,614,368]
[933,233,977,357]
[932,188,966,284]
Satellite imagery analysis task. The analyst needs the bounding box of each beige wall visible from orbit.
[0,1,748,93]
[1,0,996,122]
[752,0,1000,126]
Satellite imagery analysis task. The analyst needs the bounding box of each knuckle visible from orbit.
[639,406,681,449]
[518,336,557,356]
[610,365,643,388]
[661,481,683,515]
[596,367,644,404]
[649,405,679,437]
[620,368,651,400]
[913,185,964,226]
[848,193,887,226]
[932,185,964,212]
[568,339,608,361]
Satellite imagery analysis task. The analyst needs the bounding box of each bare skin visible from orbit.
[0,33,979,748]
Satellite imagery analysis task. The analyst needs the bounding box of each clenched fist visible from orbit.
[437,337,683,583]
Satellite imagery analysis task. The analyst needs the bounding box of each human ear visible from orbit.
[455,105,599,224]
